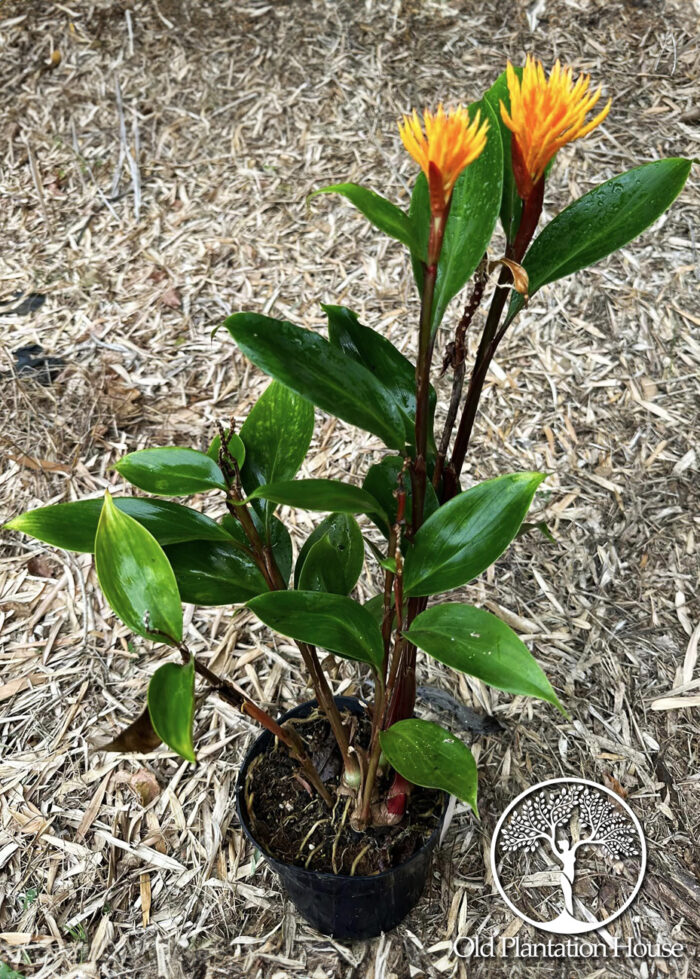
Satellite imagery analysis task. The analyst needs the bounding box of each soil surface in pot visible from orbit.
[244,707,443,876]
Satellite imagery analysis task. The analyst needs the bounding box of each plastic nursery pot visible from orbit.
[235,696,446,941]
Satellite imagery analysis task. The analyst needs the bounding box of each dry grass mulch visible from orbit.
[1,1,699,977]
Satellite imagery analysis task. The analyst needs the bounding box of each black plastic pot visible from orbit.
[235,696,445,940]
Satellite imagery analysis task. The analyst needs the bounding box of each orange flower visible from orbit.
[500,56,611,199]
[399,104,489,218]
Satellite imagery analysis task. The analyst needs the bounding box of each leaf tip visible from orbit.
[552,693,569,719]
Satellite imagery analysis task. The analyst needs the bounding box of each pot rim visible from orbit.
[235,695,447,884]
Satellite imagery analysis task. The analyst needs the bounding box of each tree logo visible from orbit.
[491,778,646,935]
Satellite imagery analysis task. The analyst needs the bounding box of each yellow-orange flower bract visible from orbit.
[399,104,489,218]
[500,56,611,199]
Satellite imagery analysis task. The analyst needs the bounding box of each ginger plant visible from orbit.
[6,57,691,832]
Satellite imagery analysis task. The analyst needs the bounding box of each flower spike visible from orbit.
[399,104,489,219]
[500,55,611,200]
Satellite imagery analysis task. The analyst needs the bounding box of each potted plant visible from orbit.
[5,57,691,939]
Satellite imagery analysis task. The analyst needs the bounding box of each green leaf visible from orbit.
[147,659,196,762]
[95,491,183,643]
[409,99,503,333]
[403,472,546,597]
[267,516,293,585]
[4,497,233,553]
[408,173,429,296]
[403,603,563,710]
[518,519,555,543]
[508,158,693,323]
[239,380,314,525]
[295,512,364,594]
[247,591,384,670]
[0,963,26,979]
[483,67,523,245]
[311,182,424,257]
[165,540,268,605]
[246,478,386,521]
[224,313,406,450]
[114,447,228,496]
[362,455,439,538]
[324,304,436,451]
[207,429,245,467]
[379,718,477,813]
[363,592,395,630]
[220,513,293,585]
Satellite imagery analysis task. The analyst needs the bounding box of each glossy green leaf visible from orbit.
[224,313,406,450]
[483,67,523,245]
[312,182,424,257]
[295,512,364,594]
[298,537,348,594]
[206,429,245,467]
[4,497,233,553]
[147,659,196,762]
[403,603,563,710]
[114,447,227,496]
[95,491,183,642]
[403,472,546,597]
[518,519,555,543]
[221,513,293,586]
[266,517,293,585]
[239,380,314,525]
[409,98,503,333]
[508,158,693,323]
[324,304,435,450]
[363,592,395,630]
[379,718,477,813]
[165,540,268,605]
[362,455,439,538]
[365,537,397,574]
[247,590,384,670]
[269,517,293,585]
[246,478,386,521]
[408,176,428,296]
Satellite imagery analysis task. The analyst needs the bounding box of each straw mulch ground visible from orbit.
[1,1,699,977]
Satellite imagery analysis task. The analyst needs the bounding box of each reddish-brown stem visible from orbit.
[410,209,447,533]
[199,664,332,806]
[433,257,489,491]
[157,635,332,807]
[390,208,450,730]
[380,547,396,685]
[448,183,544,488]
[222,457,354,777]
[358,673,385,827]
[297,639,355,772]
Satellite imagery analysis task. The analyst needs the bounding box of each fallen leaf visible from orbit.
[603,772,628,799]
[129,769,161,806]
[0,674,50,703]
[27,555,61,579]
[100,707,161,753]
[140,873,151,927]
[160,286,181,309]
[640,376,658,401]
[8,453,70,474]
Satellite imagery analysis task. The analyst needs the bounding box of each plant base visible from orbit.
[236,697,446,940]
